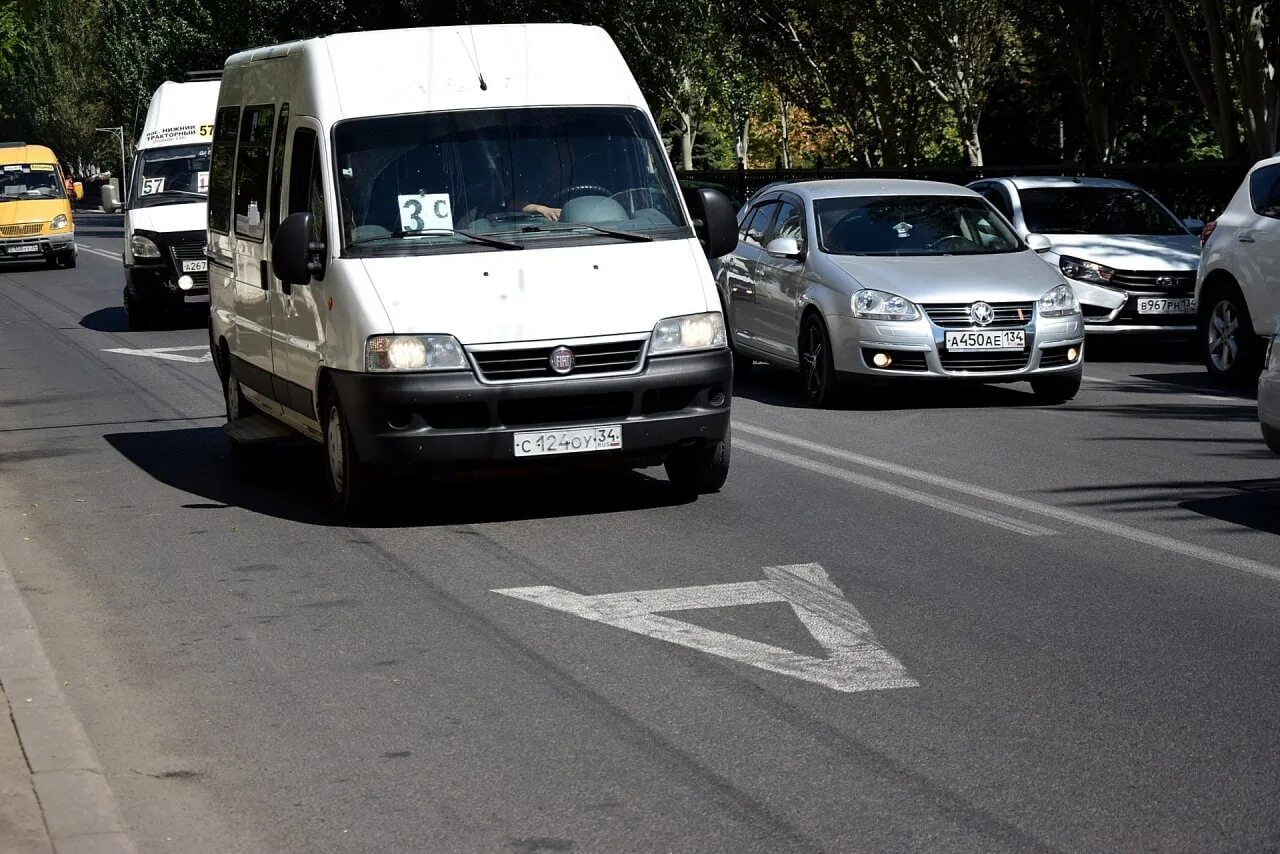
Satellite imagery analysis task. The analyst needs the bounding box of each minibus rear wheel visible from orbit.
[321,389,378,520]
[665,426,731,497]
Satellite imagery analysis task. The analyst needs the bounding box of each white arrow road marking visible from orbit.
[102,345,212,364]
[494,563,919,694]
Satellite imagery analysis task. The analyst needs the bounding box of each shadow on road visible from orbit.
[104,426,691,527]
[80,306,207,333]
[1051,475,1280,536]
[1084,336,1198,364]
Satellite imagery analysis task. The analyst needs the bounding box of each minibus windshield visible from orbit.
[334,107,688,253]
[133,143,211,206]
[0,164,65,201]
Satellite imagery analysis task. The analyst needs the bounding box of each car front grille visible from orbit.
[938,350,1030,373]
[924,302,1035,328]
[169,241,209,290]
[471,339,646,382]
[0,223,44,237]
[1108,269,1196,293]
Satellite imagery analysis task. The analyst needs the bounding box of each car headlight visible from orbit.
[1059,255,1114,285]
[1268,335,1280,372]
[130,234,161,259]
[51,214,68,230]
[851,289,920,321]
[366,335,468,372]
[1039,283,1079,317]
[649,312,727,355]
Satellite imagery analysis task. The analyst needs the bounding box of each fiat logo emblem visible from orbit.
[970,301,995,326]
[1156,275,1175,288]
[549,346,575,375]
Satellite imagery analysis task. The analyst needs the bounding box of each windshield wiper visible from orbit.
[350,228,523,251]
[562,223,654,242]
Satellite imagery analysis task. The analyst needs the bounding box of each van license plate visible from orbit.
[944,330,1025,351]
[1137,297,1195,314]
[181,260,207,273]
[4,244,38,255]
[514,425,623,457]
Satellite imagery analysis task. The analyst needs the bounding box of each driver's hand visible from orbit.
[523,204,561,221]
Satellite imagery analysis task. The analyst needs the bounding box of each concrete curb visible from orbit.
[0,552,136,854]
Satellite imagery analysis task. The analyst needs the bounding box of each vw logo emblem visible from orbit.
[1156,275,1175,288]
[548,346,575,375]
[970,301,995,326]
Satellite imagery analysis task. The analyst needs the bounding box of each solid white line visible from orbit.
[78,245,121,261]
[736,438,1057,538]
[736,421,1280,582]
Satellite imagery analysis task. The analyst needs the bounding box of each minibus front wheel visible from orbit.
[321,388,380,520]
[664,426,731,497]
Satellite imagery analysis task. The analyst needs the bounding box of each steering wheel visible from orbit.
[552,184,611,204]
[929,234,975,251]
[610,187,658,214]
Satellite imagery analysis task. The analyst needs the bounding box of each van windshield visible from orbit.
[0,164,65,201]
[334,107,688,253]
[132,144,211,206]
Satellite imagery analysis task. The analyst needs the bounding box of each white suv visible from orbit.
[1196,155,1280,381]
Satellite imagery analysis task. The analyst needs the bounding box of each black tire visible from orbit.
[224,371,259,422]
[732,347,754,376]
[321,389,379,520]
[799,312,839,407]
[1030,370,1082,403]
[665,426,731,497]
[1199,285,1262,383]
[124,291,161,331]
[45,254,59,269]
[61,250,76,269]
[1263,423,1280,455]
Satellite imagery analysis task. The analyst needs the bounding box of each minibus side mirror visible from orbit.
[683,187,738,259]
[100,184,121,214]
[273,212,326,287]
[73,182,84,201]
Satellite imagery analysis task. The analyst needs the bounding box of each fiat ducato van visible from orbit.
[208,24,738,517]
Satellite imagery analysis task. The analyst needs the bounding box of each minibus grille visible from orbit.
[0,223,44,237]
[471,339,646,382]
[169,242,209,290]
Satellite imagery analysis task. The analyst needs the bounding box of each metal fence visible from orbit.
[677,161,1249,222]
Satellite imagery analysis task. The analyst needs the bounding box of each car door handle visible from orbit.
[1238,233,1256,243]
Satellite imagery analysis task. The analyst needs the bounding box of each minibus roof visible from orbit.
[223,24,652,123]
[0,143,59,166]
[138,79,221,150]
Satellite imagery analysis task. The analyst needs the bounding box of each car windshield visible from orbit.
[333,106,687,253]
[1019,186,1185,235]
[0,164,65,201]
[815,195,1023,256]
[132,144,211,206]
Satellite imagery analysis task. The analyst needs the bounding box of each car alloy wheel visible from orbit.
[1207,298,1240,373]
[800,314,836,406]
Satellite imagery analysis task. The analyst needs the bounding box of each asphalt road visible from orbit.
[2,212,1279,853]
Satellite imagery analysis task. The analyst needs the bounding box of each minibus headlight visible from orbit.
[649,312,727,355]
[130,234,161,259]
[50,214,68,231]
[366,335,468,372]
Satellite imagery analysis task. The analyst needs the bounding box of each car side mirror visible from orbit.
[100,184,121,213]
[682,187,738,258]
[1025,233,1052,253]
[73,181,84,201]
[273,212,326,287]
[765,236,804,260]
[1182,217,1205,237]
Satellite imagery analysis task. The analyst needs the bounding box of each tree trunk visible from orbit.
[778,91,790,169]
[963,113,983,167]
[679,111,695,171]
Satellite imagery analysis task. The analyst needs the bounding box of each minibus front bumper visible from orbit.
[328,349,733,469]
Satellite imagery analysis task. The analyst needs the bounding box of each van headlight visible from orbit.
[366,335,468,372]
[1268,335,1280,372]
[130,233,161,259]
[852,289,920,321]
[50,214,68,231]
[1039,283,1079,317]
[1060,256,1113,285]
[649,312,727,355]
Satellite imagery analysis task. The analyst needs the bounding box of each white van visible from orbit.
[119,73,221,329]
[207,25,738,516]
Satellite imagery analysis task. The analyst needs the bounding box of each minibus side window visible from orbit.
[286,129,326,250]
[268,103,290,239]
[208,105,239,234]
[233,104,276,242]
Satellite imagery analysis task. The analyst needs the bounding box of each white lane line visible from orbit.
[102,345,212,364]
[737,422,1280,582]
[78,245,121,261]
[1082,374,1254,406]
[495,563,919,694]
[737,438,1056,538]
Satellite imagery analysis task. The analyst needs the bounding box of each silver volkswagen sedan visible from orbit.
[719,179,1086,405]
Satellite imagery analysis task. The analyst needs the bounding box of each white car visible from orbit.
[1262,333,1280,453]
[1195,155,1280,381]
[968,177,1202,334]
